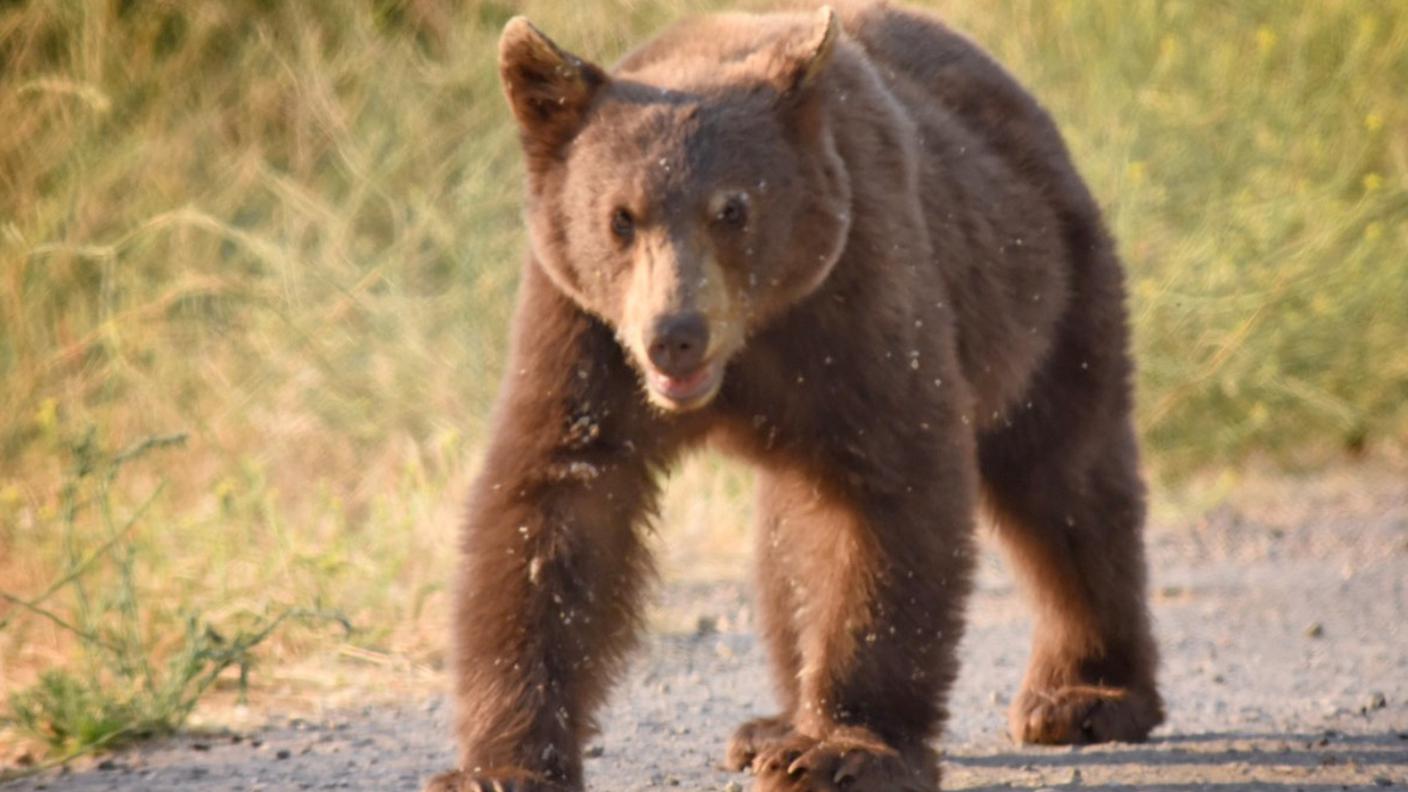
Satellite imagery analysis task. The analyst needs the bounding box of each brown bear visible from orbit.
[426,2,1163,790]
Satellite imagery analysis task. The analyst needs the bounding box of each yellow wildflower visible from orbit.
[1255,27,1277,55]
[0,483,21,512]
[1249,402,1269,426]
[34,398,58,435]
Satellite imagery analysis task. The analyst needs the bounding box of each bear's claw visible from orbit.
[748,730,936,792]
[727,715,796,772]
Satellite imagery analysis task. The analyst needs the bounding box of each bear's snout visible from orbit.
[647,312,710,378]
[638,311,724,411]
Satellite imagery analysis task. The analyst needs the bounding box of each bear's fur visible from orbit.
[426,3,1162,790]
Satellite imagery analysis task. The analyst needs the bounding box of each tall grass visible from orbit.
[952,0,1408,464]
[1,0,1405,755]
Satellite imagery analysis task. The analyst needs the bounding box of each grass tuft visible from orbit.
[0,428,343,767]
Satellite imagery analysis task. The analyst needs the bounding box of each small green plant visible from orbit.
[0,430,324,765]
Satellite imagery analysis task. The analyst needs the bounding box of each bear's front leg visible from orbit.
[425,266,682,792]
[426,455,657,792]
[743,444,977,792]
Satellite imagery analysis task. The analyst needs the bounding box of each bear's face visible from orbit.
[499,11,851,412]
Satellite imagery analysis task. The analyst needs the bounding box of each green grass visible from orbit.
[1,0,1406,759]
[954,0,1408,464]
[0,430,330,767]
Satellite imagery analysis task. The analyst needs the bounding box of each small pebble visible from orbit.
[1305,622,1324,638]
[1361,691,1388,713]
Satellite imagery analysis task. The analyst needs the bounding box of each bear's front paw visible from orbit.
[1009,683,1163,745]
[749,729,938,792]
[423,768,570,792]
[727,715,795,771]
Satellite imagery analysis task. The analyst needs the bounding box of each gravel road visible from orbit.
[5,468,1406,790]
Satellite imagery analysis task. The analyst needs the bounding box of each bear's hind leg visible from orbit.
[982,424,1164,745]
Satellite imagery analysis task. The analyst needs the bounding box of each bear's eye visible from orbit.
[610,208,635,243]
[716,196,748,229]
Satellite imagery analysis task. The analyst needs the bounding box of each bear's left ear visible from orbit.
[499,17,607,159]
[770,6,840,103]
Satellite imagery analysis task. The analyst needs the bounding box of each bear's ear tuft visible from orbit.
[772,6,840,101]
[499,17,606,157]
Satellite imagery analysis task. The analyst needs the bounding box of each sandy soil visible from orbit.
[4,466,1406,791]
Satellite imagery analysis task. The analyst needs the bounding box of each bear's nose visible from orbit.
[647,312,710,377]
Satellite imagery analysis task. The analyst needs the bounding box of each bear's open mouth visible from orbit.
[646,359,724,410]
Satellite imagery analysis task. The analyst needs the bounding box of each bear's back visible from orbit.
[610,3,1119,419]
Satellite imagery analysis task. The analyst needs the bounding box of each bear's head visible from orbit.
[499,8,852,412]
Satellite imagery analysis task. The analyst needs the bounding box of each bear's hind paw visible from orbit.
[423,768,569,792]
[727,715,796,772]
[1009,684,1164,745]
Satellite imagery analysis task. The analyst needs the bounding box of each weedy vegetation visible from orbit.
[1,0,1405,762]
[1,430,344,768]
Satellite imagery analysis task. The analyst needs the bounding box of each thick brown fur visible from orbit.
[426,3,1162,791]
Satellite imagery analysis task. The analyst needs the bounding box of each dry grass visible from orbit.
[1,0,1405,758]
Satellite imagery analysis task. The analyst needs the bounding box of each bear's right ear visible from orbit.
[499,17,606,158]
[770,6,839,103]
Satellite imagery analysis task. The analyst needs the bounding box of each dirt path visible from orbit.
[5,468,1406,790]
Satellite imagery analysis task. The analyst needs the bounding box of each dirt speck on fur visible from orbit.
[4,469,1406,791]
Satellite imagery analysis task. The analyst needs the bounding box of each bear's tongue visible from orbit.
[651,365,711,399]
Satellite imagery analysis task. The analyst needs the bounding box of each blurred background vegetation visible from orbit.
[1,0,1405,759]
